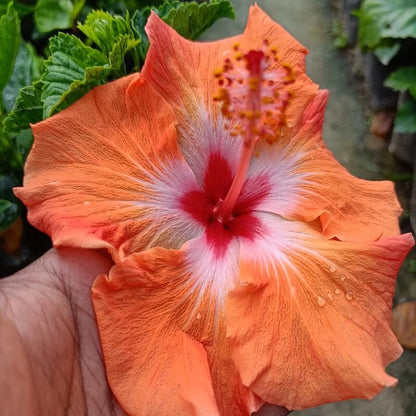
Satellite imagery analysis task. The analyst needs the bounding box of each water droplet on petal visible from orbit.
[339,274,346,282]
[196,313,202,320]
[328,293,334,301]
[345,290,353,301]
[84,201,91,206]
[334,288,341,295]
[317,296,326,307]
[329,264,336,272]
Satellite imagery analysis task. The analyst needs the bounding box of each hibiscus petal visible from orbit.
[249,91,402,241]
[92,250,218,416]
[142,5,318,182]
[15,74,201,260]
[93,241,263,416]
[226,213,414,409]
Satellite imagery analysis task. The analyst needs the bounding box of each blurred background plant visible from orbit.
[355,0,416,136]
[0,0,235,276]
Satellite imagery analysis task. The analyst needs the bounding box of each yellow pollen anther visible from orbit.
[214,67,223,77]
[248,77,259,91]
[282,63,295,84]
[245,110,254,119]
[235,51,244,61]
[262,96,274,105]
[213,41,296,151]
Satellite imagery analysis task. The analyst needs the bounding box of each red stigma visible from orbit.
[245,50,265,75]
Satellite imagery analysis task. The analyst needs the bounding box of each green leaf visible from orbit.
[2,42,42,113]
[34,0,84,33]
[71,0,85,20]
[78,10,134,55]
[0,0,7,13]
[134,0,164,6]
[2,81,40,172]
[373,41,401,65]
[131,0,235,65]
[0,0,38,16]
[161,0,235,40]
[0,175,19,231]
[3,81,43,135]
[130,7,151,63]
[41,33,110,117]
[0,0,8,14]
[385,66,416,98]
[0,199,13,213]
[0,2,20,101]
[26,41,43,79]
[2,44,31,113]
[0,199,19,230]
[0,128,13,172]
[11,0,37,17]
[78,10,139,71]
[14,128,33,162]
[108,34,139,74]
[408,259,416,273]
[394,97,416,134]
[96,0,126,15]
[357,0,416,50]
[35,0,72,33]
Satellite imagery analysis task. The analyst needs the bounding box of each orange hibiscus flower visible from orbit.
[15,5,414,416]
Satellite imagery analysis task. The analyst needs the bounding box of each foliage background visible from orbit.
[355,0,416,134]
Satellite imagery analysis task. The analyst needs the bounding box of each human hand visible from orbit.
[0,247,123,415]
[0,247,290,416]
